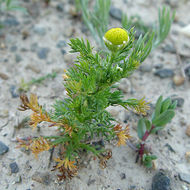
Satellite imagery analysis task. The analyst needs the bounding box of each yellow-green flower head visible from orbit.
[103,28,129,51]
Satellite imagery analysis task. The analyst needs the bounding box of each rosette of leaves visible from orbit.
[137,96,177,168]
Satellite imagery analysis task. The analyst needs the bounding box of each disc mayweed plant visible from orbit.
[18,28,176,180]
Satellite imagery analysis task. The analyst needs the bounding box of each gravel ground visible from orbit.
[0,0,190,190]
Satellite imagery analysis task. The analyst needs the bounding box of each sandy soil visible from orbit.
[0,0,190,190]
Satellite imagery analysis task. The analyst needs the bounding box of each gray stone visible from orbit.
[0,72,9,80]
[26,64,40,73]
[9,85,19,98]
[87,178,96,186]
[154,69,174,78]
[13,175,22,184]
[30,43,38,52]
[92,140,104,151]
[56,40,67,48]
[179,173,190,184]
[164,0,178,8]
[129,186,136,190]
[152,171,171,190]
[15,54,22,63]
[185,66,190,79]
[3,17,20,27]
[171,97,184,107]
[0,141,9,155]
[56,3,64,12]
[10,46,17,52]
[61,49,66,55]
[33,26,46,36]
[139,64,152,72]
[37,48,50,59]
[162,44,176,54]
[109,6,122,21]
[118,78,130,93]
[164,143,175,153]
[10,162,19,173]
[120,173,126,180]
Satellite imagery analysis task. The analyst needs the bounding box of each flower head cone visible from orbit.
[103,28,129,52]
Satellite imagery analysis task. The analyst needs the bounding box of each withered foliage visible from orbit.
[19,94,54,129]
[16,136,33,150]
[17,136,51,158]
[114,124,131,146]
[52,165,78,180]
[135,97,150,116]
[53,157,78,180]
[30,137,51,158]
[19,94,41,112]
[99,149,112,169]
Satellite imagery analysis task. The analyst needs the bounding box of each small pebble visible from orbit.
[118,78,130,93]
[179,25,190,38]
[129,186,136,190]
[37,48,50,59]
[109,6,122,21]
[3,17,20,27]
[185,152,190,163]
[12,175,22,184]
[173,75,185,86]
[139,64,152,72]
[108,107,120,117]
[10,162,19,174]
[171,96,184,107]
[0,110,9,118]
[152,171,171,190]
[26,64,41,73]
[56,3,64,12]
[92,140,104,151]
[10,46,17,52]
[179,173,190,184]
[162,44,176,54]
[30,43,38,52]
[186,125,190,137]
[164,143,175,153]
[56,40,67,48]
[61,49,66,55]
[185,66,190,79]
[164,0,178,8]
[33,26,46,36]
[154,64,163,69]
[0,141,9,155]
[69,6,79,17]
[9,85,19,98]
[64,27,74,37]
[22,30,30,40]
[182,185,189,190]
[64,53,74,64]
[120,173,126,180]
[154,69,174,78]
[15,54,22,63]
[87,178,96,186]
[0,72,9,80]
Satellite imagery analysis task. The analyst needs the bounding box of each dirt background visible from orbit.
[0,0,190,190]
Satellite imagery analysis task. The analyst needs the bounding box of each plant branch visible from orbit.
[138,125,155,161]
